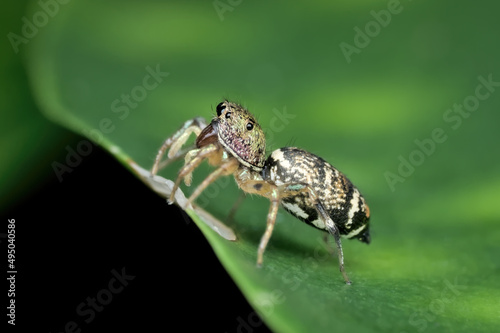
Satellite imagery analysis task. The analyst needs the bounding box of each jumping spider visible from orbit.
[151,100,370,284]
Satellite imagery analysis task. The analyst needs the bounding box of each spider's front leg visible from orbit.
[151,117,207,176]
[168,144,218,205]
[184,157,240,207]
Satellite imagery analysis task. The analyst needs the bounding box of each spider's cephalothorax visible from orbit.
[198,101,266,171]
[151,101,370,284]
[151,100,267,207]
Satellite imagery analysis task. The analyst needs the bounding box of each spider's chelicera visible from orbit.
[151,100,370,284]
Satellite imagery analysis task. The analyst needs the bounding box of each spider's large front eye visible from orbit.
[246,122,254,131]
[216,102,226,117]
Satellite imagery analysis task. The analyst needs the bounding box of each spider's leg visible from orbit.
[260,182,352,284]
[257,186,280,267]
[151,117,207,176]
[185,158,239,207]
[168,117,206,159]
[157,144,196,171]
[169,144,218,204]
[255,182,308,267]
[232,176,280,266]
[322,232,335,256]
[314,201,351,285]
[226,192,247,224]
[182,149,200,187]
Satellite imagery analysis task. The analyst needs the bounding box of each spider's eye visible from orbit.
[216,102,226,117]
[246,122,254,131]
[225,112,231,119]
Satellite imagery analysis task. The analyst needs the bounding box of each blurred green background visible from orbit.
[2,0,499,332]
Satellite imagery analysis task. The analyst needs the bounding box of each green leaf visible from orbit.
[0,0,69,211]
[26,1,500,332]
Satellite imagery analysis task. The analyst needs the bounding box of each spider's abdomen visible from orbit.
[262,147,370,243]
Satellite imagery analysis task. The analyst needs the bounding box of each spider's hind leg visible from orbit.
[322,232,336,256]
[257,182,352,284]
[281,183,352,284]
[314,202,351,285]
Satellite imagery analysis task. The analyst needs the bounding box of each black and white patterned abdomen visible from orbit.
[261,147,370,243]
